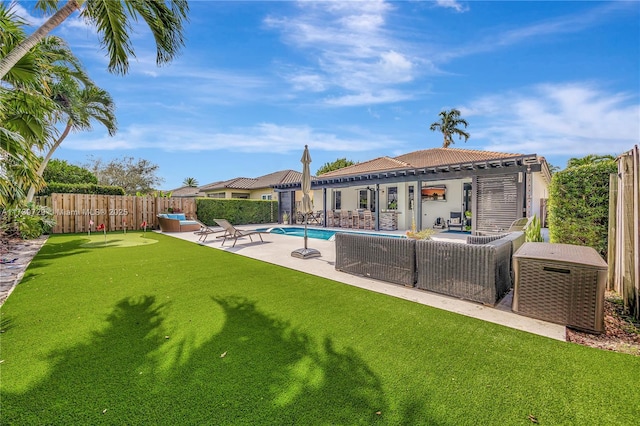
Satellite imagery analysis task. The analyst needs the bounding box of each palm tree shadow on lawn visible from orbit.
[1,295,419,424]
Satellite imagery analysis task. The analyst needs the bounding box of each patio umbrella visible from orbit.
[291,145,321,259]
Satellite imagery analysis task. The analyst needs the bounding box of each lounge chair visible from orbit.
[214,219,268,247]
[191,218,223,242]
[507,217,531,232]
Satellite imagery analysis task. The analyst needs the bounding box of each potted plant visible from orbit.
[464,211,472,231]
[405,217,435,240]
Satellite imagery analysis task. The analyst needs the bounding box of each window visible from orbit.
[387,187,398,209]
[231,192,249,199]
[333,191,341,210]
[208,192,225,198]
[359,190,368,209]
[261,194,272,200]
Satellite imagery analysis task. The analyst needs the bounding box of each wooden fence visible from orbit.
[608,145,639,321]
[34,194,196,234]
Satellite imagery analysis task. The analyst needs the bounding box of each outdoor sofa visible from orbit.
[415,231,524,305]
[335,231,525,305]
[157,213,202,232]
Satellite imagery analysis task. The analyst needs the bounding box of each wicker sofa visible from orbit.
[157,213,202,232]
[334,231,525,305]
[335,233,416,287]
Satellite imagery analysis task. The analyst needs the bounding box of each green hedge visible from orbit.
[37,183,125,196]
[547,161,617,257]
[196,198,278,226]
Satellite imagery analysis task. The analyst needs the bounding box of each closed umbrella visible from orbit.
[291,145,321,259]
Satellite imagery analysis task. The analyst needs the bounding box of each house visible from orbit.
[199,170,304,202]
[168,185,206,198]
[273,147,551,233]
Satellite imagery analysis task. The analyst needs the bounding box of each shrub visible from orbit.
[525,215,543,242]
[547,161,616,257]
[196,199,278,225]
[37,183,125,196]
[1,202,56,239]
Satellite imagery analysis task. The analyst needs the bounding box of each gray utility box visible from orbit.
[512,242,608,334]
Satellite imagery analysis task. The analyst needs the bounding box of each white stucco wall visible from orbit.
[419,179,470,230]
[530,171,550,222]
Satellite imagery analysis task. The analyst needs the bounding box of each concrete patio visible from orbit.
[159,225,566,341]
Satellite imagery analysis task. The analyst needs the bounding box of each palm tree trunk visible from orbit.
[26,122,72,202]
[0,0,82,80]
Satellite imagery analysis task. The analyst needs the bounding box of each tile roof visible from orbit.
[200,170,304,191]
[321,147,526,178]
[318,157,411,178]
[169,185,205,197]
[394,147,523,169]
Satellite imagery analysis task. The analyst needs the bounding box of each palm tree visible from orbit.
[26,82,117,201]
[430,109,470,148]
[0,0,189,80]
[183,177,198,187]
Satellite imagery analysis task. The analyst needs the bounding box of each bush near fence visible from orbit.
[38,183,125,196]
[547,161,617,258]
[196,198,278,226]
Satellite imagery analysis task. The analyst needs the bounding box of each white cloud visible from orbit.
[434,1,469,13]
[464,82,640,157]
[264,0,420,106]
[438,1,634,62]
[62,123,401,154]
[324,90,414,107]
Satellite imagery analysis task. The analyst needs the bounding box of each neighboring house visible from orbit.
[199,170,304,202]
[169,185,207,198]
[273,147,551,233]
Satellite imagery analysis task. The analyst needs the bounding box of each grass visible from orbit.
[1,232,639,424]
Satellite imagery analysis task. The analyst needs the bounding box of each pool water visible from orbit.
[255,227,405,241]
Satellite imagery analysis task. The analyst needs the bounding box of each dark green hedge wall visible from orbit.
[38,183,125,196]
[547,161,617,257]
[196,198,278,225]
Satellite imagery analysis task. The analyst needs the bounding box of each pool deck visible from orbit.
[159,225,566,341]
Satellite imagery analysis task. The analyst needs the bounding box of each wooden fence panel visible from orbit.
[34,194,196,234]
[610,145,639,321]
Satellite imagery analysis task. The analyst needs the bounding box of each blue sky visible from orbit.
[15,0,640,190]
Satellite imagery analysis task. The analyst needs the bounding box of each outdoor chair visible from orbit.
[340,210,352,228]
[213,219,268,247]
[507,217,531,232]
[362,210,373,230]
[447,212,464,231]
[191,218,223,242]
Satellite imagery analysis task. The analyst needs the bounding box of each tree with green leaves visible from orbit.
[566,154,616,168]
[85,156,164,195]
[183,177,198,187]
[0,7,73,206]
[26,81,117,201]
[0,0,190,80]
[316,158,355,176]
[42,159,97,185]
[429,109,470,148]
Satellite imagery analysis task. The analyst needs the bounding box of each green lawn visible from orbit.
[1,232,639,424]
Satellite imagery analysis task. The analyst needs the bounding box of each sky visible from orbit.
[13,0,640,190]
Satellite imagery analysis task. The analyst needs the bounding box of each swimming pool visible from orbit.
[255,227,405,241]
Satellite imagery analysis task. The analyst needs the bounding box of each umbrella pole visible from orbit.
[304,214,308,249]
